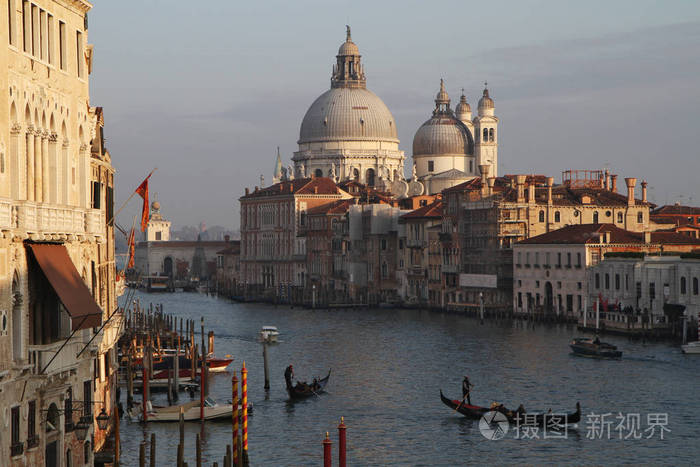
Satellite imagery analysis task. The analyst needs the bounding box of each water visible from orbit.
[118,291,700,466]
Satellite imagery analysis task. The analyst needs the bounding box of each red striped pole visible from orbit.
[338,417,346,467]
[142,366,148,422]
[232,374,239,466]
[323,432,332,467]
[242,362,248,454]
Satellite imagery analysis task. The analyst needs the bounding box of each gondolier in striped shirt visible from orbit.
[462,376,474,405]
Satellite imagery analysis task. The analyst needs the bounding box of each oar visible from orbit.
[454,394,468,412]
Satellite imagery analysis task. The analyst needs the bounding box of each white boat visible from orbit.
[260,326,279,343]
[142,397,251,422]
[682,341,700,354]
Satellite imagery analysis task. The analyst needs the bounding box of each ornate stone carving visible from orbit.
[48,133,58,143]
[26,125,35,135]
[79,143,88,152]
[11,123,22,134]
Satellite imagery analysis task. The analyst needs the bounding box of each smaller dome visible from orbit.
[455,92,471,115]
[478,86,494,110]
[435,78,449,105]
[338,40,359,56]
[151,201,160,211]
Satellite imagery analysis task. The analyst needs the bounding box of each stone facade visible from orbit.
[0,1,120,464]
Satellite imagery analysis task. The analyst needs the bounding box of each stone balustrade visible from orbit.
[28,336,94,376]
[0,199,104,238]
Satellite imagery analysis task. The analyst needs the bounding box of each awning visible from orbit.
[28,244,103,331]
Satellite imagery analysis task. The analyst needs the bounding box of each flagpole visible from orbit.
[121,215,138,276]
[108,167,157,226]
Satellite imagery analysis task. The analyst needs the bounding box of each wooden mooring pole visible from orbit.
[232,375,239,466]
[338,417,347,467]
[323,432,332,467]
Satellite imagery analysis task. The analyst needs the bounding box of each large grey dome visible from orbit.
[413,116,473,156]
[298,87,399,144]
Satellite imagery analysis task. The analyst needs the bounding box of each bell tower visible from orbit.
[473,83,499,177]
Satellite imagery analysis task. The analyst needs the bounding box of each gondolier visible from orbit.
[284,365,294,387]
[462,376,474,405]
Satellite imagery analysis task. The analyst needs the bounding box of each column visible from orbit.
[61,140,69,205]
[48,133,59,204]
[25,126,34,201]
[79,144,88,208]
[10,124,22,200]
[42,132,50,203]
[34,131,42,203]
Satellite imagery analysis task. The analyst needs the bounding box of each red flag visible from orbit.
[135,174,151,231]
[127,227,136,269]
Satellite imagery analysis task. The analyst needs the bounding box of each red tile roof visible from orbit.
[518,223,700,246]
[306,199,355,216]
[400,200,443,220]
[652,204,700,215]
[240,177,344,199]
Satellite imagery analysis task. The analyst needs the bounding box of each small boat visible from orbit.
[142,397,252,422]
[136,353,233,374]
[570,337,622,358]
[439,390,520,421]
[286,370,331,400]
[260,326,279,343]
[682,341,700,354]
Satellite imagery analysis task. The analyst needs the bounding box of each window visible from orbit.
[557,252,562,267]
[76,30,83,77]
[483,128,488,141]
[605,273,610,289]
[84,441,90,465]
[615,274,620,290]
[534,252,539,266]
[649,282,655,300]
[576,252,582,267]
[694,277,699,295]
[595,273,600,289]
[47,13,53,64]
[28,400,37,448]
[398,239,403,249]
[593,211,599,224]
[469,160,473,173]
[554,211,560,222]
[8,0,15,46]
[577,282,582,290]
[681,277,687,295]
[625,274,629,291]
[59,21,66,70]
[545,252,550,266]
[578,295,582,311]
[155,231,161,241]
[489,128,495,141]
[65,388,73,431]
[381,239,387,250]
[22,1,30,52]
[83,380,92,417]
[11,405,22,456]
[636,281,642,298]
[381,262,388,279]
[428,160,434,172]
[91,181,101,209]
[567,253,571,267]
[617,212,623,223]
[538,210,545,222]
[637,212,643,223]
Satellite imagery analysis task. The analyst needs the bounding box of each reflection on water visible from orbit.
[118,291,700,465]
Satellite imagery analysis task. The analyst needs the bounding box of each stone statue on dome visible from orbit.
[287,165,294,180]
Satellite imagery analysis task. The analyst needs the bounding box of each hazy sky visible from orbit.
[87,1,700,230]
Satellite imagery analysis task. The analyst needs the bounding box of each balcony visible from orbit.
[28,336,94,376]
[7,201,105,238]
[442,264,459,274]
[408,266,425,276]
[406,239,425,248]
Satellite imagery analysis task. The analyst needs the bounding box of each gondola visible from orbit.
[286,370,331,400]
[439,390,520,421]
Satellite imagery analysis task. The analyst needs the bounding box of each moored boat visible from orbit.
[682,341,700,354]
[570,337,622,358]
[140,397,252,422]
[286,370,331,400]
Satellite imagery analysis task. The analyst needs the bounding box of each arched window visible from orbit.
[353,168,359,181]
[694,277,699,295]
[66,449,72,467]
[593,211,599,224]
[314,168,323,178]
[637,211,643,223]
[381,262,388,279]
[681,277,687,294]
[605,273,610,289]
[489,128,494,141]
[595,273,600,289]
[483,128,488,141]
[539,210,545,222]
[617,212,623,223]
[366,168,375,187]
[84,441,91,465]
[554,211,560,222]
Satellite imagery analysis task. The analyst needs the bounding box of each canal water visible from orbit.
[118,290,700,466]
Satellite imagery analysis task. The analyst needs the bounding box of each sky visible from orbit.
[87,0,700,230]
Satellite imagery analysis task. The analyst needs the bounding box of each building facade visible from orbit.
[1,1,120,464]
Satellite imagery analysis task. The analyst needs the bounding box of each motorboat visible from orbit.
[260,326,279,343]
[682,341,700,354]
[570,337,622,358]
[142,397,252,422]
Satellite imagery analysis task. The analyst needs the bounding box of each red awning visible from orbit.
[28,244,103,331]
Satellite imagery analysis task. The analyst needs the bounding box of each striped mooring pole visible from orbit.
[232,374,239,466]
[242,362,248,461]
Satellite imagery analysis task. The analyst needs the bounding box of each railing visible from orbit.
[406,239,425,248]
[442,264,459,274]
[28,338,88,376]
[10,201,104,237]
[408,266,425,276]
[0,200,11,229]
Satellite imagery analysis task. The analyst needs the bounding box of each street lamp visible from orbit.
[96,407,110,431]
[74,418,90,441]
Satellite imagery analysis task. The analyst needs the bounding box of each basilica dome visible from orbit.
[298,87,399,144]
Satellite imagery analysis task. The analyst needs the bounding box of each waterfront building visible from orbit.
[293,27,405,186]
[215,237,241,297]
[133,202,228,284]
[513,224,700,319]
[239,177,352,298]
[0,1,120,464]
[441,169,653,311]
[398,200,443,305]
[650,204,700,238]
[587,254,700,334]
[413,81,498,194]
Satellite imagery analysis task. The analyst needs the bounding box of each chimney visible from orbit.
[546,177,554,204]
[604,169,610,190]
[641,180,648,202]
[487,177,495,196]
[528,179,536,204]
[644,231,651,243]
[516,175,526,203]
[314,186,318,194]
[245,187,249,196]
[610,174,618,193]
[624,178,636,206]
[479,164,490,196]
